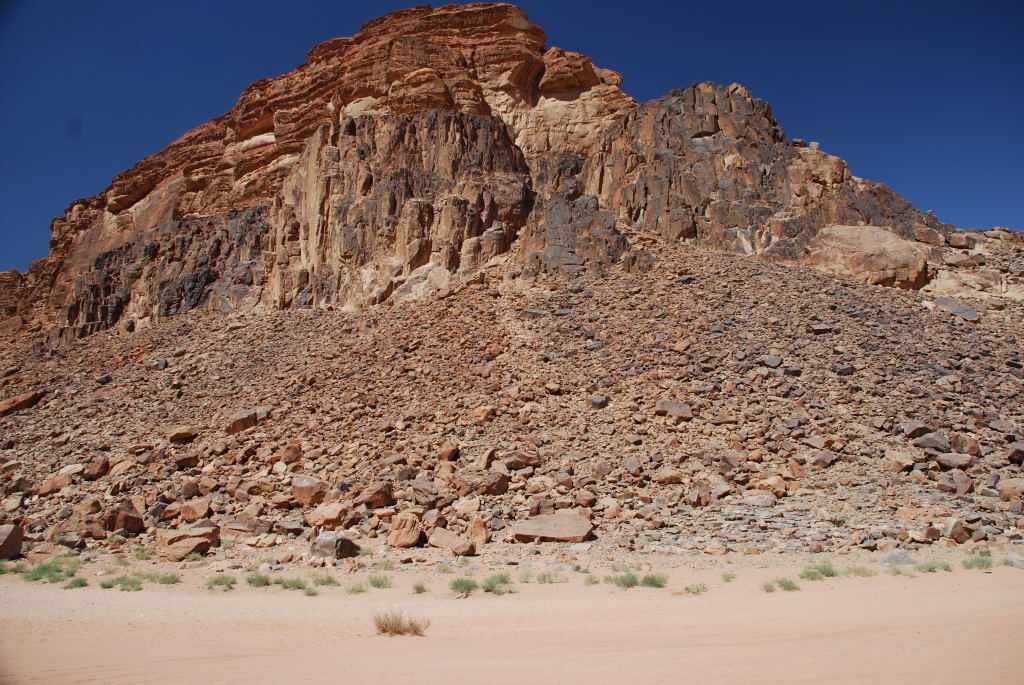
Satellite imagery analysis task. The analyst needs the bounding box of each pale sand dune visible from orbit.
[1,563,1021,684]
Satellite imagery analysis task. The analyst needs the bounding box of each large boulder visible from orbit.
[804,225,930,289]
[0,524,23,559]
[512,510,593,543]
[156,527,220,561]
[427,527,476,556]
[310,531,360,559]
[386,513,423,548]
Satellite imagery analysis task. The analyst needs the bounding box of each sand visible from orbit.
[1,557,1022,684]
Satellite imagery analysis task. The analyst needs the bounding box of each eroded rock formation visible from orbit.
[6,2,1010,349]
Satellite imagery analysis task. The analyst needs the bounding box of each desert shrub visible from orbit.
[449,578,478,595]
[775,578,800,592]
[482,573,514,595]
[721,572,736,583]
[62,578,88,589]
[583,574,600,586]
[843,566,876,577]
[347,582,367,594]
[915,561,952,574]
[604,572,639,589]
[247,573,271,587]
[312,573,339,587]
[368,575,392,589]
[762,582,776,593]
[413,582,428,594]
[641,574,668,588]
[962,556,992,570]
[373,610,429,636]
[205,574,236,591]
[682,583,707,594]
[536,572,566,584]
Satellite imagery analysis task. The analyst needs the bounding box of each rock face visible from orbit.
[0,3,977,349]
[804,225,931,289]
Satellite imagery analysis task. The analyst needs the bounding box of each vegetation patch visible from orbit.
[373,610,429,637]
[774,578,800,592]
[62,578,88,589]
[482,573,514,595]
[914,560,952,574]
[205,573,237,591]
[368,575,392,589]
[604,572,639,589]
[641,574,668,588]
[449,578,478,596]
[962,556,993,570]
[247,573,271,588]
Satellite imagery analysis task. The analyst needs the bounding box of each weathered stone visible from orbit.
[0,390,46,418]
[225,406,272,435]
[654,399,693,422]
[174,452,199,469]
[167,426,199,443]
[0,524,23,559]
[936,453,974,470]
[307,502,357,530]
[354,481,394,509]
[512,511,593,543]
[455,470,509,497]
[742,490,777,507]
[179,498,210,523]
[427,527,476,556]
[912,432,951,452]
[386,512,423,548]
[903,420,931,439]
[155,526,219,561]
[292,475,328,507]
[309,531,359,559]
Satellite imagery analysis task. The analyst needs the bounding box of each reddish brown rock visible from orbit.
[156,526,219,561]
[167,426,199,443]
[0,390,46,418]
[292,476,329,507]
[386,512,423,548]
[0,524,23,559]
[803,225,931,289]
[427,527,476,556]
[354,481,394,509]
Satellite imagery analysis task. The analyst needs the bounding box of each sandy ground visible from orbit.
[1,554,1022,685]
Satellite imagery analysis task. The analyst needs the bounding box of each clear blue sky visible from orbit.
[1,0,1021,272]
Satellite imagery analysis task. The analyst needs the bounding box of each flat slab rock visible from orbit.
[512,511,593,543]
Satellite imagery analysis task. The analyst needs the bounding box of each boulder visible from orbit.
[427,527,476,556]
[156,527,220,561]
[804,225,930,289]
[386,513,423,548]
[654,399,693,422]
[292,475,328,506]
[354,481,394,509]
[167,426,199,443]
[310,531,360,559]
[512,510,593,543]
[454,470,509,496]
[0,523,23,559]
[306,502,357,530]
[0,390,46,418]
[225,406,272,435]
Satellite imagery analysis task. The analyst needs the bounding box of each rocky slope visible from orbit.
[6,2,1019,352]
[0,3,1022,563]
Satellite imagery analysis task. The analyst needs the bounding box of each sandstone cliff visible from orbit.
[5,2,1003,349]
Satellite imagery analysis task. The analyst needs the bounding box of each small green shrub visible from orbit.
[133,546,153,561]
[205,574,236,591]
[482,573,514,595]
[437,564,454,574]
[888,566,916,577]
[303,587,319,597]
[449,577,478,595]
[312,573,339,587]
[800,562,838,581]
[0,561,27,574]
[843,566,876,577]
[347,582,367,594]
[721,572,736,583]
[641,574,668,588]
[604,572,639,589]
[373,610,429,636]
[23,559,80,584]
[374,560,396,571]
[518,569,533,583]
[962,556,993,570]
[775,578,800,592]
[583,574,600,586]
[536,572,565,584]
[682,583,707,594]
[762,581,777,593]
[413,582,428,594]
[119,577,143,592]
[358,547,373,557]
[915,561,952,574]
[63,578,88,589]
[276,578,308,591]
[247,573,271,587]
[184,552,205,562]
[368,575,392,589]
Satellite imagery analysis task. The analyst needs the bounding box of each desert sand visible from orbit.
[2,556,1021,685]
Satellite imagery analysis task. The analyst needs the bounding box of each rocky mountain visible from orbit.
[0,3,1022,563]
[4,2,1018,351]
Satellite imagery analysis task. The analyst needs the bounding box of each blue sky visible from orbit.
[1,0,1021,271]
